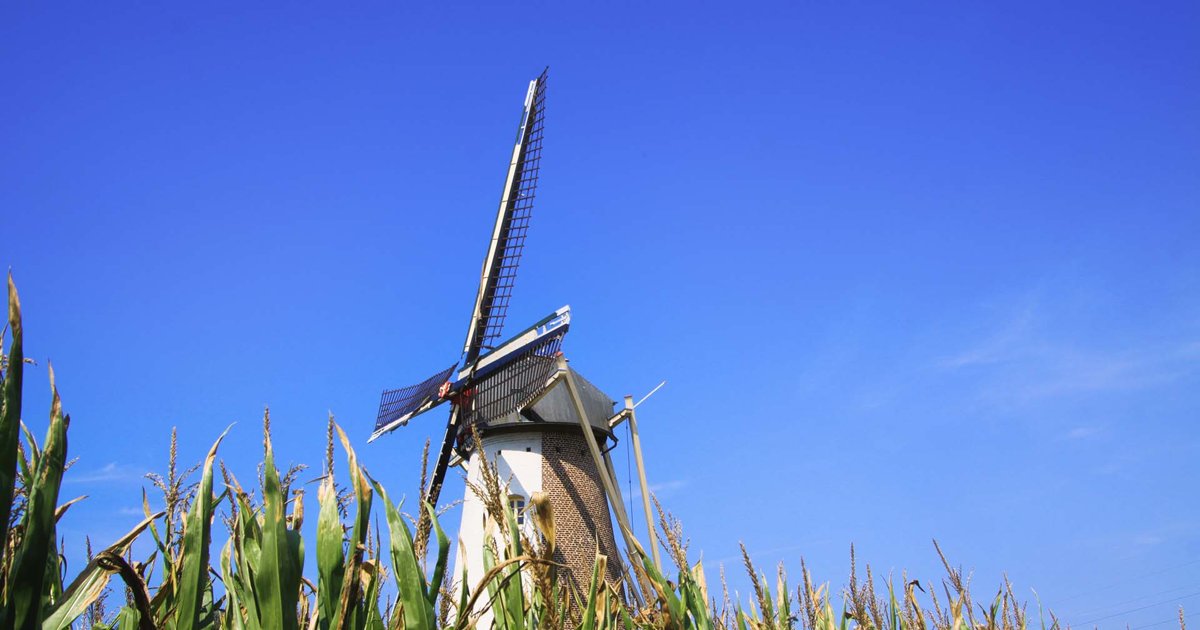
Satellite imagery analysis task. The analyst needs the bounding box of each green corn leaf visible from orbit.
[425,502,450,610]
[481,540,502,630]
[778,570,790,629]
[361,561,386,630]
[884,579,897,630]
[200,578,221,630]
[334,425,371,558]
[174,427,230,630]
[331,425,372,629]
[20,421,39,477]
[636,542,685,626]
[113,605,142,630]
[253,412,301,630]
[457,560,471,628]
[40,537,64,619]
[285,526,305,622]
[0,274,25,565]
[332,538,364,630]
[8,365,69,630]
[368,475,434,630]
[475,523,502,629]
[42,562,107,629]
[315,476,345,629]
[226,482,264,629]
[683,580,713,630]
[580,552,606,630]
[220,539,247,630]
[141,488,171,585]
[691,559,710,612]
[501,503,525,630]
[41,510,163,629]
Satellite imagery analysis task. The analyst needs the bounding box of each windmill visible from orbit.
[368,70,662,606]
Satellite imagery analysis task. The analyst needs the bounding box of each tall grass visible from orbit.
[0,274,1185,630]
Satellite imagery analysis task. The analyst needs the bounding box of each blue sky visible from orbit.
[2,2,1198,627]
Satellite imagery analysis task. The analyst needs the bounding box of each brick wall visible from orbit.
[540,426,624,601]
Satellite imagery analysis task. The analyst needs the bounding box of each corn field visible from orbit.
[0,275,1182,630]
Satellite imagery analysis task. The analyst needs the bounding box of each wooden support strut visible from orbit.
[601,449,654,607]
[557,356,651,604]
[625,395,662,569]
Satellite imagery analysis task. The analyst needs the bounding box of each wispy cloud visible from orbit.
[983,344,1189,403]
[1133,533,1165,546]
[1133,521,1200,547]
[65,462,145,485]
[731,544,808,564]
[1065,426,1102,440]
[629,479,688,501]
[937,297,1197,404]
[938,303,1037,369]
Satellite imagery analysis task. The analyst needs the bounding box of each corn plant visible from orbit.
[0,275,162,629]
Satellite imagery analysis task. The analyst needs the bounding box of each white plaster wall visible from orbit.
[453,431,543,623]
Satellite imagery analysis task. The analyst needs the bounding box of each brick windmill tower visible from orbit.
[368,70,659,606]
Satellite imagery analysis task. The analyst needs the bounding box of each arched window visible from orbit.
[508,494,526,525]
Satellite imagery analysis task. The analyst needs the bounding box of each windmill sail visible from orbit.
[370,363,457,441]
[373,69,552,509]
[458,329,566,428]
[462,68,548,366]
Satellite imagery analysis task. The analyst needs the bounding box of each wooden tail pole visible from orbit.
[601,450,654,606]
[625,395,662,569]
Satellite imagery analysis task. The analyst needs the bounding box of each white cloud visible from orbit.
[650,479,688,493]
[1133,533,1164,546]
[628,479,688,501]
[938,303,1037,369]
[65,462,145,485]
[1065,426,1102,440]
[938,298,1197,404]
[712,542,823,567]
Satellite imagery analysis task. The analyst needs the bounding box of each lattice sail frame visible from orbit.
[374,363,457,435]
[457,329,565,436]
[372,70,559,511]
[462,69,548,365]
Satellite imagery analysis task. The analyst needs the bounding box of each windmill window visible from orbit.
[508,494,526,525]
